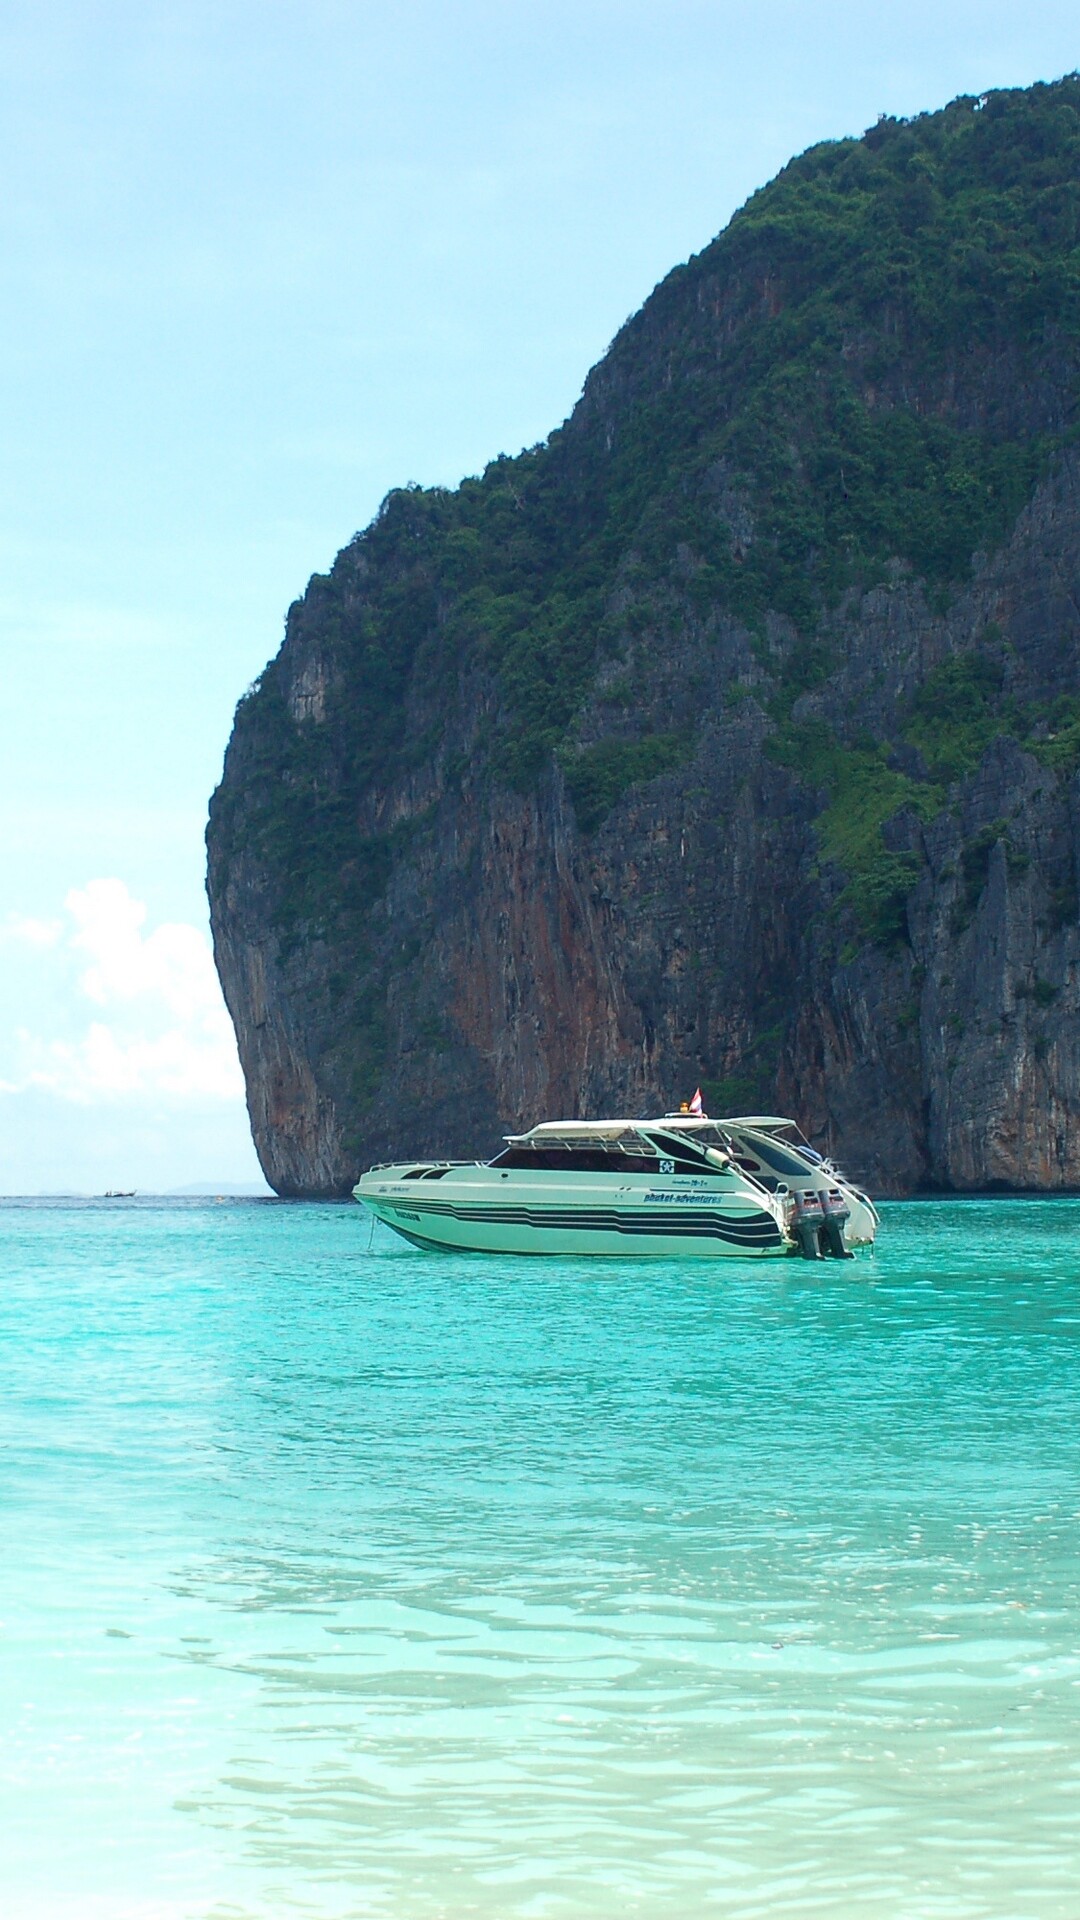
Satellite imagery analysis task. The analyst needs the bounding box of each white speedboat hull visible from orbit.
[355,1164,789,1259]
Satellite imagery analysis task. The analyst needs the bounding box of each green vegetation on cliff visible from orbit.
[222,78,1080,889]
[767,722,940,946]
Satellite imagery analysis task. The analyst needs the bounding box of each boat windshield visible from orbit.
[738,1135,815,1179]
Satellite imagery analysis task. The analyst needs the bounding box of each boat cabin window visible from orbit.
[642,1133,725,1173]
[489,1146,662,1174]
[490,1128,734,1177]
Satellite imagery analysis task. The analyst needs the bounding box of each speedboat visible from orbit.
[353,1112,877,1259]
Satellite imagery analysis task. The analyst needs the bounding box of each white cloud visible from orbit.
[1,879,244,1104]
[1,910,63,948]
[68,878,224,1023]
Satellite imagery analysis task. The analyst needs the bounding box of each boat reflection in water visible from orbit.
[353,1110,878,1261]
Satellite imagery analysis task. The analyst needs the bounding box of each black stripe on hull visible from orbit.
[384,1220,786,1258]
[371,1202,784,1252]
[389,1204,777,1242]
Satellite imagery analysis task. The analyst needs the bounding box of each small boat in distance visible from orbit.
[353,1111,877,1260]
[102,1190,136,1199]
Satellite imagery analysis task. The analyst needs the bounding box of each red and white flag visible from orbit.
[688,1087,704,1115]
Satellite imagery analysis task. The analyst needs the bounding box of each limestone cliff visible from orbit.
[208,79,1080,1196]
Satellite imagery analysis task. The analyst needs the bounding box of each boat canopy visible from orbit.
[509,1117,743,1158]
[508,1116,823,1168]
[509,1121,658,1154]
[513,1115,803,1142]
[721,1116,822,1152]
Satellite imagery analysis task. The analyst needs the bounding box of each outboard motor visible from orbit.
[821,1187,855,1260]
[791,1188,825,1260]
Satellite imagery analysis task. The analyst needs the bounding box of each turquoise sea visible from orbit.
[2,1198,1079,1920]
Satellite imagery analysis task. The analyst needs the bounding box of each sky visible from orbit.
[2,0,1077,1191]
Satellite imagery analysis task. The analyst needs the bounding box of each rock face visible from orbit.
[208,80,1080,1196]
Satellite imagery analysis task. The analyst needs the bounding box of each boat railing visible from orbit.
[362,1159,470,1174]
